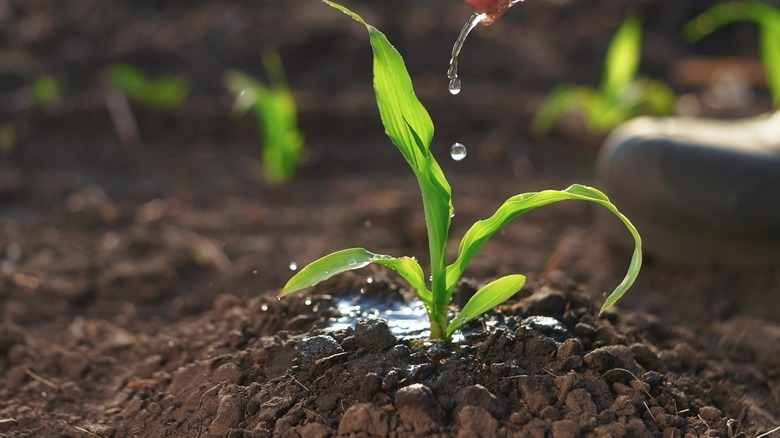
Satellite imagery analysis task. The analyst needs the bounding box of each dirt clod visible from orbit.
[395,383,445,423]
[296,335,343,367]
[353,318,397,352]
[455,405,498,438]
[338,403,390,436]
[454,384,510,419]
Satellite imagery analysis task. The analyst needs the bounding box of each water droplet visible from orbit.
[451,143,467,161]
[305,299,312,306]
[348,258,357,266]
[448,77,462,95]
[364,220,373,228]
[260,304,269,311]
[359,287,366,294]
[252,269,258,275]
[450,210,456,218]
[366,276,374,284]
[289,262,298,271]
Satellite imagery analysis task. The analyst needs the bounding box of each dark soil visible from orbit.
[1,0,779,437]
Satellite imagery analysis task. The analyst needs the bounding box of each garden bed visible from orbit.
[1,0,779,436]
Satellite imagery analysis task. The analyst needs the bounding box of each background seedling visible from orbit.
[224,52,305,184]
[532,12,676,135]
[107,63,190,109]
[280,1,642,342]
[30,75,64,106]
[685,1,780,107]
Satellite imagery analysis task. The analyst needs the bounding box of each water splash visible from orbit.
[450,142,467,161]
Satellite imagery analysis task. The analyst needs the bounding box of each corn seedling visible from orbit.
[280,1,642,342]
[532,13,676,135]
[107,64,190,109]
[685,1,780,107]
[224,52,305,185]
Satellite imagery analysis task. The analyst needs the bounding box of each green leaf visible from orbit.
[445,274,526,339]
[31,75,62,105]
[145,76,190,108]
[108,63,189,108]
[323,0,433,166]
[372,256,432,305]
[531,85,589,135]
[636,78,677,115]
[445,184,642,314]
[281,248,377,296]
[685,2,780,108]
[108,64,147,93]
[281,248,432,307]
[761,26,780,107]
[601,13,642,101]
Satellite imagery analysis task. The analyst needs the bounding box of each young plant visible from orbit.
[685,1,780,107]
[30,75,64,106]
[280,1,642,342]
[224,52,305,184]
[532,12,676,135]
[107,64,190,109]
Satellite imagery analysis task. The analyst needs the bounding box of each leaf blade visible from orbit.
[445,185,642,313]
[601,13,642,101]
[445,274,526,339]
[281,248,432,306]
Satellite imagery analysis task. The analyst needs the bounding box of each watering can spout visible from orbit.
[463,0,524,24]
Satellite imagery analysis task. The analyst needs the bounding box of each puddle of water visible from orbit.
[325,294,504,343]
[326,295,431,340]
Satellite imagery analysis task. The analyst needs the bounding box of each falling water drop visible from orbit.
[451,143,467,161]
[289,261,298,271]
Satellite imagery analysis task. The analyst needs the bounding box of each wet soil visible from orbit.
[1,0,779,436]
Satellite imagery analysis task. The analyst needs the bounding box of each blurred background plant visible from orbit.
[29,74,64,106]
[685,1,780,108]
[531,12,677,136]
[224,52,305,185]
[107,64,190,109]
